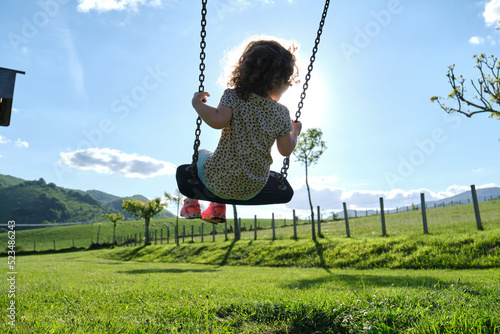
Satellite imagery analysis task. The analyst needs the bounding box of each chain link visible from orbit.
[190,0,208,183]
[280,0,330,186]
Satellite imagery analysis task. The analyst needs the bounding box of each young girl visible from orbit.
[181,39,302,224]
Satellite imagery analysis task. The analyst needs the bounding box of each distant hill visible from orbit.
[0,174,24,188]
[334,187,500,219]
[85,190,121,204]
[0,178,117,227]
[0,174,176,228]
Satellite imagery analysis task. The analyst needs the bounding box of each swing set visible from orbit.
[176,0,330,205]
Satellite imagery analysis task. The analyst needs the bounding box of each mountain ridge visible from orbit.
[0,174,175,227]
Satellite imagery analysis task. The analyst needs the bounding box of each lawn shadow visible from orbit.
[119,245,147,261]
[218,239,237,267]
[117,268,219,274]
[314,239,331,274]
[284,272,455,291]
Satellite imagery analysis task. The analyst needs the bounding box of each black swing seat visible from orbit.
[176,164,294,205]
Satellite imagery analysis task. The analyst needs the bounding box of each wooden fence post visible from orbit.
[224,220,228,241]
[53,240,56,251]
[183,225,186,243]
[271,213,275,240]
[293,209,297,239]
[343,202,350,238]
[317,206,322,237]
[471,185,484,231]
[421,193,429,234]
[380,197,386,237]
[212,224,215,242]
[254,215,258,240]
[191,225,194,243]
[232,205,239,241]
[201,223,204,242]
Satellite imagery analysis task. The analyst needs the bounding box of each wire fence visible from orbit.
[1,185,499,253]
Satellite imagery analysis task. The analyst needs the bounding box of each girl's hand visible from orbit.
[292,120,302,136]
[193,91,210,104]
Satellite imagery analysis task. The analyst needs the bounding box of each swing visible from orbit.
[176,0,330,205]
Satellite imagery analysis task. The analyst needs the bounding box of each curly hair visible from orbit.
[229,40,299,101]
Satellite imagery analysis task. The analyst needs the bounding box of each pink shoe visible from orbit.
[180,199,201,219]
[201,203,226,224]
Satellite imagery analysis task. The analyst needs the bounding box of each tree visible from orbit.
[122,197,165,245]
[431,53,499,121]
[106,213,124,245]
[293,128,327,240]
[164,190,184,246]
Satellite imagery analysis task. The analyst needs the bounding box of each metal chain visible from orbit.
[189,0,208,183]
[279,0,330,187]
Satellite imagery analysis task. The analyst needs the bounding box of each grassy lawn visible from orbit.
[1,250,499,333]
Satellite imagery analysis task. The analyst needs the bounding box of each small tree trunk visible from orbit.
[175,217,180,246]
[112,224,116,245]
[145,218,151,245]
[305,162,316,240]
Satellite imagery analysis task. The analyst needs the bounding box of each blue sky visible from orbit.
[1,0,499,219]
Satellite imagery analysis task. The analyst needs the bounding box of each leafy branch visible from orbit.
[431,53,499,120]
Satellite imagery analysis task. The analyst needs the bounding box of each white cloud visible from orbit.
[60,148,176,178]
[286,183,498,211]
[483,0,500,26]
[77,0,161,13]
[469,36,484,45]
[0,135,11,144]
[14,138,29,148]
[291,175,339,190]
[59,27,86,98]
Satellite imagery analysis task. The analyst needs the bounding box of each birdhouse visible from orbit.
[0,67,25,127]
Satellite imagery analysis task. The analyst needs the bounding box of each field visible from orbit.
[1,199,499,252]
[1,250,499,333]
[1,199,500,332]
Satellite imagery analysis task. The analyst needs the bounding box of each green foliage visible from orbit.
[106,213,125,245]
[432,53,500,121]
[105,213,125,224]
[0,177,115,225]
[293,128,327,167]
[121,198,166,220]
[122,197,166,245]
[0,174,24,188]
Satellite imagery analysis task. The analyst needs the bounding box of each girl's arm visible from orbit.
[276,120,302,156]
[192,92,232,129]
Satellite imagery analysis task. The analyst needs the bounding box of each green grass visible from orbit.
[1,250,499,333]
[103,231,500,270]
